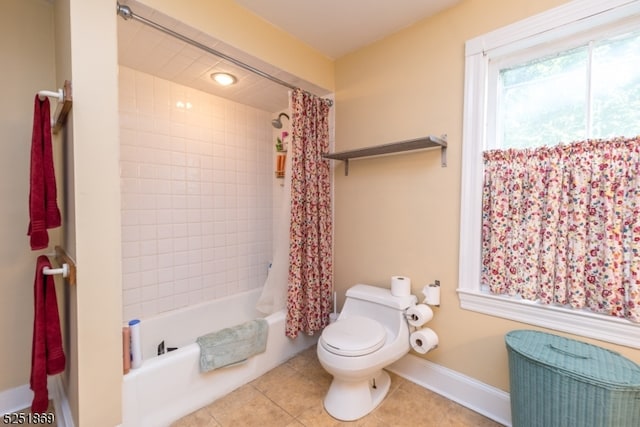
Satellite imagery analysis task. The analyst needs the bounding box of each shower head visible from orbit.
[271,112,290,129]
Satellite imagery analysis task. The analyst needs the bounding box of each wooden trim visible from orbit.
[55,245,76,285]
[52,80,72,135]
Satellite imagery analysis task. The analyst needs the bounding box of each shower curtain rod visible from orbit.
[116,3,332,107]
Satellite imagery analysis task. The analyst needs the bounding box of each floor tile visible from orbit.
[252,364,326,418]
[170,406,220,427]
[10,401,57,427]
[173,345,505,427]
[204,384,297,426]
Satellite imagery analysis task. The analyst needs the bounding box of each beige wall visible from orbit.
[0,0,59,393]
[64,0,123,425]
[52,0,78,421]
[333,0,640,392]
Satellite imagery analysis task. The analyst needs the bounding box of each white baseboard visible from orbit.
[49,376,74,427]
[0,384,32,415]
[388,354,512,426]
[0,376,73,427]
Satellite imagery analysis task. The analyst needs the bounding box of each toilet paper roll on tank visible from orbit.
[391,275,411,296]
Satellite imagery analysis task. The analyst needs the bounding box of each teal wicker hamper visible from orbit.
[505,330,640,427]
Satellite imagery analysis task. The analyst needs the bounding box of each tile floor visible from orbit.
[12,401,56,426]
[172,346,504,426]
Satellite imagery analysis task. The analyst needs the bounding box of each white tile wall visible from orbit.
[119,66,274,322]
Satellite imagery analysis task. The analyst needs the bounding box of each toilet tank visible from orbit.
[341,284,417,335]
[345,284,417,310]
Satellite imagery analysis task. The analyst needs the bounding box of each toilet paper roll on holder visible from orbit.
[422,280,440,307]
[404,304,433,327]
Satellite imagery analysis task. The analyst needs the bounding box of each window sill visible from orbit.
[457,289,640,349]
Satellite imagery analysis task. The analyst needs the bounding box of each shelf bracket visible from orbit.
[441,144,447,167]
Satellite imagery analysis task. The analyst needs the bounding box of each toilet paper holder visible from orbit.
[404,304,433,326]
[422,280,441,307]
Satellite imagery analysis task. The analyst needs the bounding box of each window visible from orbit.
[490,25,640,149]
[459,0,640,348]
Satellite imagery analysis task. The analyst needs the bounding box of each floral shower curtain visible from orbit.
[285,89,333,338]
[481,137,640,322]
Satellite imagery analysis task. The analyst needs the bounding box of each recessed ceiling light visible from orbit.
[211,72,237,86]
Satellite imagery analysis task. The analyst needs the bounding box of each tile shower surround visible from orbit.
[119,66,273,322]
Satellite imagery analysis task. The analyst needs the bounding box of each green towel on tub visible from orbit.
[196,319,268,372]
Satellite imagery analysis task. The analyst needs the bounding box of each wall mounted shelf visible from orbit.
[323,135,447,175]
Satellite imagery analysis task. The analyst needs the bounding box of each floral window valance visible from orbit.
[481,137,640,322]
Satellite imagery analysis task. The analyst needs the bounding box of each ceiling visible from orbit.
[235,0,462,59]
[117,0,460,112]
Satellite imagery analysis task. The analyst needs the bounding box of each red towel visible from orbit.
[27,96,61,250]
[30,256,65,413]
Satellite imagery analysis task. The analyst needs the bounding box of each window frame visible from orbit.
[458,0,640,349]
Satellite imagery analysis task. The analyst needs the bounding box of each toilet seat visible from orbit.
[320,316,386,357]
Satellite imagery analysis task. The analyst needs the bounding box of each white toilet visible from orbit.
[317,284,417,421]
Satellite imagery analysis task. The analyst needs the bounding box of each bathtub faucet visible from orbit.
[157,340,178,355]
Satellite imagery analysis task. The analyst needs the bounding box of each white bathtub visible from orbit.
[121,288,318,427]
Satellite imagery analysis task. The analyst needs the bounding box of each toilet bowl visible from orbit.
[317,284,417,421]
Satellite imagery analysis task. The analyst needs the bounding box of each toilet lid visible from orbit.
[320,316,386,357]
